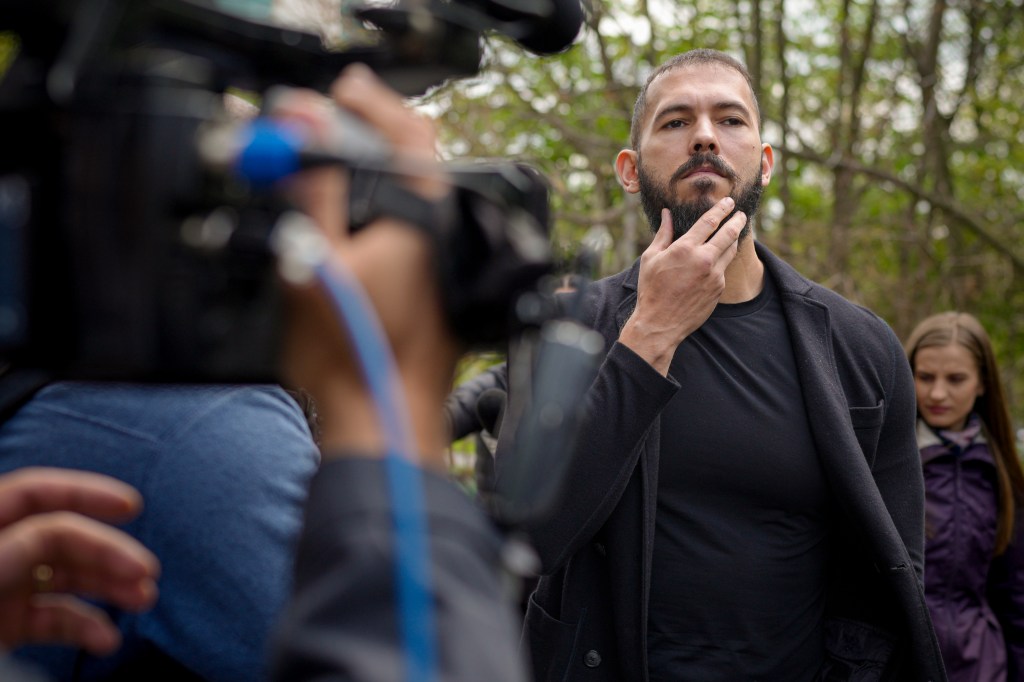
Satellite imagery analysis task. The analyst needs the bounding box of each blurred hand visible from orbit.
[274,65,463,468]
[0,468,159,655]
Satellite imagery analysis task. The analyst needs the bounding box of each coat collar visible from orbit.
[917,418,991,466]
[614,259,641,330]
[755,241,815,296]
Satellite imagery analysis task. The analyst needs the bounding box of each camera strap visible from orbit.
[349,171,456,243]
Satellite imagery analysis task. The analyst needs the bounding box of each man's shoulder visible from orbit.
[802,278,889,331]
[758,244,893,336]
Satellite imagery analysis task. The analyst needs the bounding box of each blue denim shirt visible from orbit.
[0,382,319,681]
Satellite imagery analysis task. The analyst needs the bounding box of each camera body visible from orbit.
[0,0,558,382]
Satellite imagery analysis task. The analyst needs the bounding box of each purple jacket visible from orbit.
[920,419,1024,682]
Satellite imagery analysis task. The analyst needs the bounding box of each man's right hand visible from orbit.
[618,197,746,375]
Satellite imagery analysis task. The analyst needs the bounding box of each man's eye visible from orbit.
[723,117,743,126]
[666,119,684,128]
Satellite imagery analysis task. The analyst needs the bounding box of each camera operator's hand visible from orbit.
[276,65,462,470]
[0,468,159,654]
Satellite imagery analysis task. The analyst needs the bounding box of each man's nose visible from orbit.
[690,117,718,154]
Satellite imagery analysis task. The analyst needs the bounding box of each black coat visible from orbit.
[503,243,946,682]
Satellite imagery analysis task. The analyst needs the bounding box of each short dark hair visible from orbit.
[629,49,762,150]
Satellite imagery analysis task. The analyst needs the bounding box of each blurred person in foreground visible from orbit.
[905,312,1024,681]
[497,48,946,681]
[0,381,318,682]
[1,60,532,682]
[267,64,527,681]
[0,20,321,680]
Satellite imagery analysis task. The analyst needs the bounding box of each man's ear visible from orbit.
[615,149,641,194]
[760,143,774,187]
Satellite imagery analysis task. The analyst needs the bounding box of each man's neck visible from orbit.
[721,237,765,303]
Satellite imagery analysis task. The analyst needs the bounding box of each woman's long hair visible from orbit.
[905,311,1024,555]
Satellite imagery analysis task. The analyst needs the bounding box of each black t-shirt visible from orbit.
[648,274,831,681]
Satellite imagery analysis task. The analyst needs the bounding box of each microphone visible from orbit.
[455,0,585,56]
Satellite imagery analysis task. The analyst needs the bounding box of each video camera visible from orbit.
[0,0,583,383]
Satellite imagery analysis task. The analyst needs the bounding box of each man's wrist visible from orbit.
[618,316,677,376]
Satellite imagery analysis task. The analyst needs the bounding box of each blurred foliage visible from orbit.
[0,32,18,74]
[428,0,1024,429]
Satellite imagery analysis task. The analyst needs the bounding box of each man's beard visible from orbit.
[637,152,764,242]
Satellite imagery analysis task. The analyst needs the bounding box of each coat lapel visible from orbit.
[607,258,654,681]
[613,259,640,332]
[760,245,910,560]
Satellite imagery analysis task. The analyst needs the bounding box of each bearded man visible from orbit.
[500,49,947,682]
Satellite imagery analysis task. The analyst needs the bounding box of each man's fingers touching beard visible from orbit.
[638,166,764,242]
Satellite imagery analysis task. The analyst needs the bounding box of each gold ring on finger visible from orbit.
[32,564,55,593]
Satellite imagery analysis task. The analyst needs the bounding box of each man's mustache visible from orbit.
[670,153,738,184]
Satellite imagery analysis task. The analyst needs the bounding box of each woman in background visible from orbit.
[905,311,1024,681]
